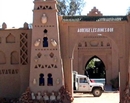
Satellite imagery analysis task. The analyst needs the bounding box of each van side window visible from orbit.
[80,78,87,83]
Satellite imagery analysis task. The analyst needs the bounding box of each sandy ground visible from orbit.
[73,92,119,103]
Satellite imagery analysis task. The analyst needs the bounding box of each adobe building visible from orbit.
[0,0,130,102]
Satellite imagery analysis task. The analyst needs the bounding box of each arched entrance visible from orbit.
[72,35,119,86]
[85,55,106,79]
[69,35,120,100]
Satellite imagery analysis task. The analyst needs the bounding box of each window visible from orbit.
[80,78,87,83]
[39,73,45,86]
[47,73,53,86]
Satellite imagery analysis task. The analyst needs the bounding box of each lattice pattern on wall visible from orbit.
[20,33,28,65]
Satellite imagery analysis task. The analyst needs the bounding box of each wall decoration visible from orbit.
[90,40,99,47]
[34,64,57,69]
[56,78,60,85]
[0,51,6,64]
[0,69,19,75]
[50,39,57,47]
[48,65,51,68]
[11,51,19,64]
[78,43,82,47]
[34,39,41,47]
[35,65,38,69]
[50,52,54,58]
[6,33,15,43]
[37,5,52,10]
[35,64,44,69]
[51,64,54,67]
[20,33,28,65]
[34,56,39,62]
[53,57,58,62]
[33,79,36,85]
[31,92,36,100]
[37,52,42,58]
[38,64,41,68]
[54,65,57,68]
[43,29,48,34]
[41,14,47,24]
[45,64,48,68]
[41,65,44,68]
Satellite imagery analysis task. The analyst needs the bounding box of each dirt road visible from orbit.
[73,92,119,103]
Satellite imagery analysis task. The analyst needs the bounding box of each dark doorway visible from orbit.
[85,56,106,79]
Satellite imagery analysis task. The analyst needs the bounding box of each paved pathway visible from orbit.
[73,92,119,103]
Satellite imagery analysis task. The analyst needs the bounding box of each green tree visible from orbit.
[57,0,85,16]
[86,59,95,69]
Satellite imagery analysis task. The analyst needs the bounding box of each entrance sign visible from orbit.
[77,28,114,33]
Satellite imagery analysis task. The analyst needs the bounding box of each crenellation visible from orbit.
[2,22,7,29]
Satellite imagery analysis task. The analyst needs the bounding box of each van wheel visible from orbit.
[92,88,102,97]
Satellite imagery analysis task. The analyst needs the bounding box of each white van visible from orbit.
[73,71,104,97]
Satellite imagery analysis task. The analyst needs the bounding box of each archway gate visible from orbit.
[59,15,130,102]
[73,40,118,85]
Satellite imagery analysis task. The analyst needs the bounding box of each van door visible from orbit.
[78,77,89,91]
[73,75,78,90]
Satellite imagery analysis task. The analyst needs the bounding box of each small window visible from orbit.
[39,73,45,86]
[43,37,48,47]
[80,78,87,83]
[43,29,48,33]
[47,73,53,86]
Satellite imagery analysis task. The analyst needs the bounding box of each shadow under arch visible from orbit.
[85,55,106,79]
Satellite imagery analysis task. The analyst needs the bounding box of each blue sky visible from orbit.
[0,0,130,28]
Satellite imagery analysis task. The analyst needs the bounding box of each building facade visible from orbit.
[0,0,130,102]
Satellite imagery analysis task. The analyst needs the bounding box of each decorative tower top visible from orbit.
[23,22,29,29]
[87,7,103,16]
[2,22,7,29]
[34,0,57,11]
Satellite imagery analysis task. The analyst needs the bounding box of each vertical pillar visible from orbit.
[119,58,127,103]
[63,58,73,97]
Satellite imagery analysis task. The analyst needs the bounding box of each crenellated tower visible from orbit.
[29,0,64,93]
